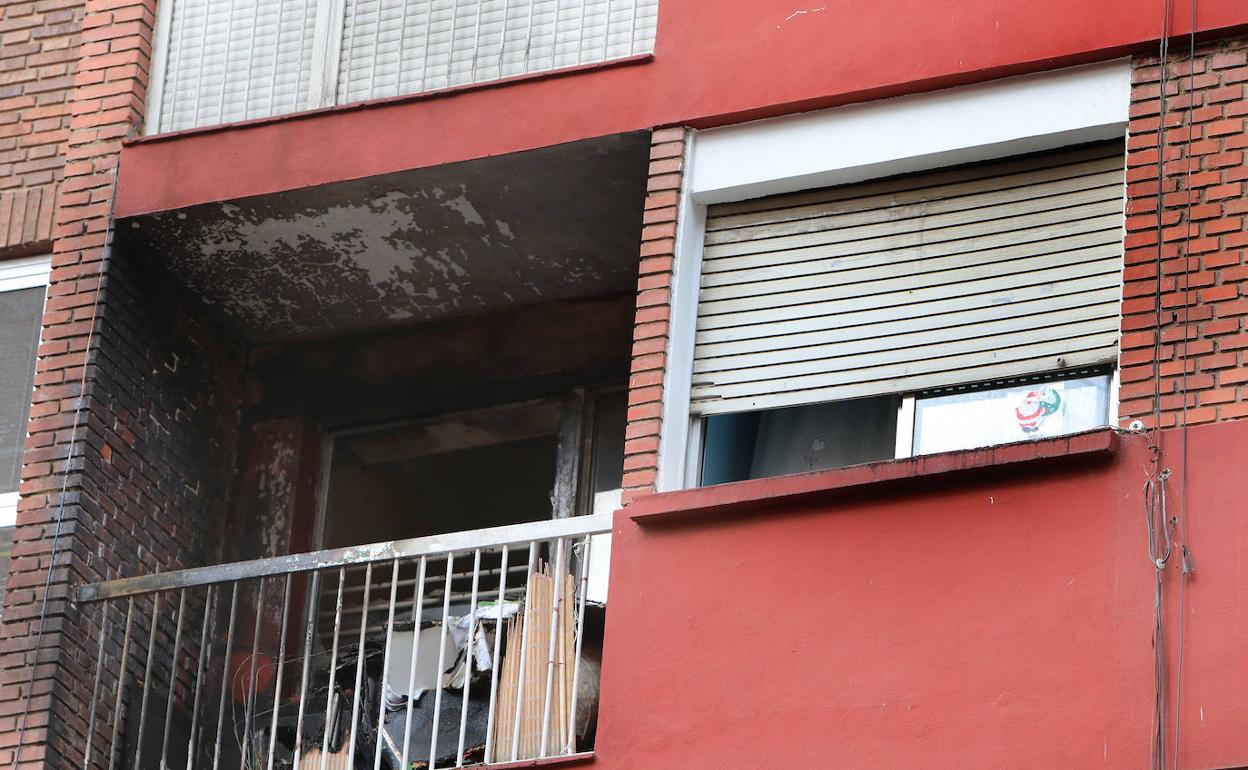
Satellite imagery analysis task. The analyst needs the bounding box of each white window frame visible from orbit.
[659,60,1132,492]
[0,254,52,527]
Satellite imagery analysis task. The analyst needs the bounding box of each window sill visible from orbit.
[475,753,595,769]
[627,429,1118,525]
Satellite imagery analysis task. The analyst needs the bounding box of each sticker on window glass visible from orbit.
[913,374,1110,456]
[1015,386,1062,434]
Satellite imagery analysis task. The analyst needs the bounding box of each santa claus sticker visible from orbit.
[1015,386,1062,434]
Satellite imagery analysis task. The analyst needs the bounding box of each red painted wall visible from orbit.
[594,420,1248,769]
[115,0,1248,217]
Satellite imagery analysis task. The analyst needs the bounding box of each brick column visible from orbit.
[622,126,687,505]
[1119,38,1248,429]
[0,3,199,763]
[0,0,84,254]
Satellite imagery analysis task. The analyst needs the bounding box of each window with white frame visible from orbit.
[691,143,1124,485]
[0,255,50,607]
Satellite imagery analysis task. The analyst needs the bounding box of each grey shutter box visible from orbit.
[691,142,1127,416]
[154,0,319,133]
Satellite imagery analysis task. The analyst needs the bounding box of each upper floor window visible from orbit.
[147,0,659,134]
[0,254,50,607]
[692,142,1125,485]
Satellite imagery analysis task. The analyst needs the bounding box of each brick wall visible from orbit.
[0,1,248,768]
[622,126,686,505]
[1119,37,1248,428]
[0,0,83,255]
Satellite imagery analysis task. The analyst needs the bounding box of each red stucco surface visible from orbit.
[594,419,1248,769]
[114,0,1248,217]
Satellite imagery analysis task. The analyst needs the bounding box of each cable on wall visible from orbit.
[1170,0,1198,766]
[1146,3,1174,767]
[1143,0,1199,767]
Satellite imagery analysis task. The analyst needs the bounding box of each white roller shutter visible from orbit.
[335,0,658,104]
[154,0,318,133]
[691,142,1127,416]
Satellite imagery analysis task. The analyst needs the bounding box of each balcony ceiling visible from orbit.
[118,131,650,343]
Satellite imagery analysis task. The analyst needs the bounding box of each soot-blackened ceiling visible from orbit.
[119,132,651,343]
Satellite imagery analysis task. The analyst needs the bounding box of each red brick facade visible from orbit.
[1120,37,1248,428]
[622,126,686,505]
[0,0,83,255]
[0,1,245,768]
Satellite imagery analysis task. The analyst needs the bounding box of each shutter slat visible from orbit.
[697,284,1123,356]
[692,143,1127,415]
[695,318,1121,384]
[701,228,1121,289]
[697,273,1122,345]
[702,191,1125,260]
[704,165,1126,246]
[700,241,1121,304]
[697,258,1122,330]
[695,301,1119,372]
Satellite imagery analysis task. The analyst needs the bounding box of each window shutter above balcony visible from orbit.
[154,0,318,133]
[690,142,1127,416]
[335,0,659,104]
[150,0,658,133]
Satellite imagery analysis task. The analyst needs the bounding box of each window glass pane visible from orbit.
[702,396,899,485]
[0,287,44,494]
[589,390,627,495]
[913,373,1111,456]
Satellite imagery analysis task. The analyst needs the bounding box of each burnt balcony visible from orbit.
[76,514,612,770]
[62,126,650,769]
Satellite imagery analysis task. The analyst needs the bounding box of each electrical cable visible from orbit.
[1147,3,1174,768]
[1171,1,1198,766]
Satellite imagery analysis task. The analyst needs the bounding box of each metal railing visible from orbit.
[146,0,660,135]
[76,514,611,770]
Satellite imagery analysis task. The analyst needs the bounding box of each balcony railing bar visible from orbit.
[482,545,509,765]
[428,553,454,766]
[134,588,162,770]
[346,562,372,770]
[78,515,608,770]
[400,555,429,770]
[77,513,611,603]
[508,540,539,762]
[372,558,400,770]
[456,548,483,765]
[213,583,240,770]
[292,573,318,770]
[267,574,293,770]
[107,597,133,770]
[83,601,109,770]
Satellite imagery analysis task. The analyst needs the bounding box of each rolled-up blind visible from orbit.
[336,0,658,104]
[151,0,658,133]
[155,0,318,133]
[691,142,1127,416]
